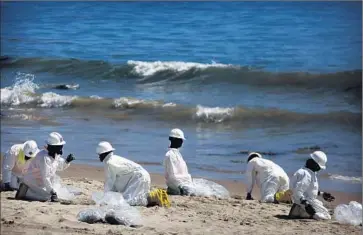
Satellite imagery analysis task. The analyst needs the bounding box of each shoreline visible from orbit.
[59,163,362,207]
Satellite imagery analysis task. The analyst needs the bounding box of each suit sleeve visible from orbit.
[104,164,116,192]
[56,157,70,171]
[40,156,54,193]
[246,162,256,194]
[2,146,19,183]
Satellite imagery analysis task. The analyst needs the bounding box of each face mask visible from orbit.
[169,137,183,149]
[47,145,63,158]
[306,159,321,172]
[99,151,112,162]
[247,154,259,163]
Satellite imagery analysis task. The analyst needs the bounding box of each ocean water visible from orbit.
[1,2,362,193]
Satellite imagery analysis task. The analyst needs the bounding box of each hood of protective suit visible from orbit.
[103,152,114,163]
[2,144,34,186]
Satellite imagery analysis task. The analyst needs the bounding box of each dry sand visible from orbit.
[1,164,362,235]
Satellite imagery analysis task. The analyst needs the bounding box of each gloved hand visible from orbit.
[301,199,316,216]
[179,186,191,196]
[66,154,75,163]
[2,183,15,192]
[322,192,335,202]
[50,190,59,202]
[246,193,254,200]
[305,204,316,216]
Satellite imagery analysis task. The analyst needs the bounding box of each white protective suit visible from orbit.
[2,144,32,189]
[21,150,70,201]
[163,148,193,192]
[103,152,151,206]
[290,167,331,220]
[246,157,290,203]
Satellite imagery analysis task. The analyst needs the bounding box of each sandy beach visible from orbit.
[1,164,362,235]
[1,1,362,234]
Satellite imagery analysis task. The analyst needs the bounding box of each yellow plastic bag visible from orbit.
[275,189,292,204]
[149,188,171,208]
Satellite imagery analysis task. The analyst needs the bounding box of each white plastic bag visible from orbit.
[78,191,142,227]
[334,201,362,226]
[189,178,230,199]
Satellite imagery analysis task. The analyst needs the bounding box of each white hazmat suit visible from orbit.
[246,154,290,203]
[103,152,151,206]
[163,148,193,192]
[290,167,331,220]
[2,141,39,189]
[21,150,70,201]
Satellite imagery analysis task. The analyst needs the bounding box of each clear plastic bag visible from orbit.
[334,201,362,226]
[53,175,80,200]
[92,191,125,206]
[77,208,104,224]
[104,206,142,227]
[66,186,82,196]
[189,178,230,199]
[78,191,142,227]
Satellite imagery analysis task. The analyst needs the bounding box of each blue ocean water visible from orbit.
[2,2,362,72]
[1,2,362,193]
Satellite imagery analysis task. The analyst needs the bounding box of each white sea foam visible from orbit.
[1,75,77,108]
[113,97,158,109]
[127,60,231,76]
[39,92,76,108]
[90,95,103,99]
[195,105,235,123]
[162,102,177,107]
[329,174,362,183]
[1,73,38,105]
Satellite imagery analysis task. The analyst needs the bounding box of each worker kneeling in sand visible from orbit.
[163,128,194,196]
[289,151,335,220]
[15,132,75,202]
[97,141,170,207]
[2,140,39,191]
[246,152,291,203]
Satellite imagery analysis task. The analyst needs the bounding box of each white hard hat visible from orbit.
[96,141,115,155]
[23,140,39,158]
[248,152,262,159]
[46,132,66,146]
[310,151,327,170]
[169,128,186,140]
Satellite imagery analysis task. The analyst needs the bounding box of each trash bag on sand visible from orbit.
[77,191,142,227]
[334,201,362,226]
[77,208,104,224]
[188,178,230,199]
[53,175,81,200]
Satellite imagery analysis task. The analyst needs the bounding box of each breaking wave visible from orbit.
[1,57,361,90]
[328,174,362,183]
[1,77,361,127]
